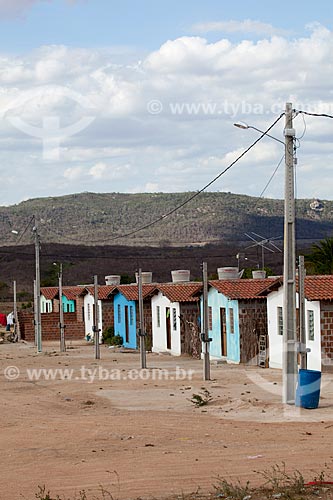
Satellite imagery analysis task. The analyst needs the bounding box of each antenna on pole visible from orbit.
[245,232,282,270]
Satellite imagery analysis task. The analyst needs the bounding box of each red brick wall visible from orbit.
[135,301,153,350]
[320,302,333,371]
[76,296,85,323]
[102,300,114,332]
[180,302,201,357]
[238,300,268,365]
[18,311,85,342]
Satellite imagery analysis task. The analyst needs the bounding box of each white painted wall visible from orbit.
[267,288,283,369]
[267,286,321,371]
[41,295,52,313]
[305,300,321,371]
[83,293,102,341]
[151,291,181,356]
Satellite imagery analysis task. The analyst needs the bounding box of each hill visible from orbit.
[0,191,331,296]
[1,191,333,247]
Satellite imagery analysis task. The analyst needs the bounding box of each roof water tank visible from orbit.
[217,267,241,280]
[135,272,153,284]
[171,270,190,283]
[105,275,121,285]
[252,270,266,279]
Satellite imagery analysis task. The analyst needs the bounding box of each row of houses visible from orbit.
[17,270,333,371]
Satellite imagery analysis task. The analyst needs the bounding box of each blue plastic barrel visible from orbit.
[295,369,321,409]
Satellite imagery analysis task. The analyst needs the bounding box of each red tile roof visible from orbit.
[62,286,87,300]
[41,286,87,301]
[85,285,117,300]
[157,282,203,302]
[303,275,333,300]
[259,275,333,301]
[210,277,282,299]
[117,284,157,301]
[40,287,59,300]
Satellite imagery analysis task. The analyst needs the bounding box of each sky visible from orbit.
[1,0,333,205]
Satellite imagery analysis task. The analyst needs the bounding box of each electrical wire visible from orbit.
[296,112,307,140]
[43,112,286,245]
[0,215,35,263]
[295,110,333,119]
[253,154,285,204]
[15,215,35,245]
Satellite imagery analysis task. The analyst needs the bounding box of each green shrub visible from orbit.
[102,326,123,346]
[102,326,114,344]
[109,334,123,346]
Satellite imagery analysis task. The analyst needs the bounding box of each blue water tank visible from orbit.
[295,369,321,409]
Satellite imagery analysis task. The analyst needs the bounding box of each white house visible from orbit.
[40,287,58,313]
[83,285,116,340]
[151,282,202,357]
[267,275,333,371]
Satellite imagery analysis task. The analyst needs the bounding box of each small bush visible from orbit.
[189,388,213,407]
[102,326,115,344]
[102,327,123,346]
[109,334,123,346]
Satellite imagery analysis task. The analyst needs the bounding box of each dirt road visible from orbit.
[1,342,332,499]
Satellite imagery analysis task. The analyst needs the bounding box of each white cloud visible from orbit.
[1,23,333,202]
[191,19,288,37]
[89,162,106,179]
[63,166,83,180]
[144,182,159,192]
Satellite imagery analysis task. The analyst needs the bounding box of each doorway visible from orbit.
[124,305,129,344]
[166,307,171,349]
[220,307,227,356]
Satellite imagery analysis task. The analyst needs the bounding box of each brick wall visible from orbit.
[102,300,114,332]
[18,310,85,342]
[320,302,333,371]
[135,301,153,350]
[180,302,201,358]
[76,296,85,323]
[238,300,268,365]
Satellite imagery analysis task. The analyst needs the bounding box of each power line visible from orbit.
[43,112,286,245]
[253,154,285,205]
[0,215,35,264]
[295,110,333,119]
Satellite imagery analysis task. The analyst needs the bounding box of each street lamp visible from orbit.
[234,105,298,404]
[234,121,284,145]
[12,221,42,353]
[32,223,42,353]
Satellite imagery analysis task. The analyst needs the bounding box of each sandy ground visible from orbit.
[1,341,333,500]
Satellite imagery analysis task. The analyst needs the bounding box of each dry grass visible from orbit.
[33,465,333,500]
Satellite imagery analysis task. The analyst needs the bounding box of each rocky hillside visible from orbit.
[0,191,332,247]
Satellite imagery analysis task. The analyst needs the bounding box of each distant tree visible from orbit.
[41,262,72,287]
[305,237,333,275]
[0,281,9,299]
[242,267,273,279]
[120,274,134,284]
[41,265,59,287]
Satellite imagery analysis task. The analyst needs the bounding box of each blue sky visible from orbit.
[0,0,333,205]
[1,0,332,52]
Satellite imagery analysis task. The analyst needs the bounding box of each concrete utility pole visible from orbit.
[13,280,19,341]
[282,102,297,404]
[93,275,100,359]
[33,223,42,353]
[138,268,147,369]
[298,255,307,369]
[58,263,66,352]
[33,279,37,345]
[202,262,211,381]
